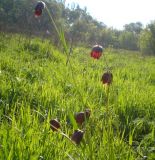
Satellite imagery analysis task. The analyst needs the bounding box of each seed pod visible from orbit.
[91,45,103,59]
[50,119,61,131]
[101,72,113,85]
[71,129,84,145]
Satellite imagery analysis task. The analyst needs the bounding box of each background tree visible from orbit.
[139,21,155,55]
[1,0,155,55]
[124,22,143,34]
[119,31,138,50]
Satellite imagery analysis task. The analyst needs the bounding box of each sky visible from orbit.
[65,0,155,29]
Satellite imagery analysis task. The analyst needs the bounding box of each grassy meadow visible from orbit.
[0,33,155,160]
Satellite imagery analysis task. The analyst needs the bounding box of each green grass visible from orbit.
[0,33,155,160]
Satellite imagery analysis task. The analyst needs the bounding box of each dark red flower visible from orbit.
[74,109,91,125]
[35,9,42,17]
[91,45,103,59]
[101,72,113,85]
[71,129,84,145]
[34,1,45,17]
[50,119,61,131]
[91,51,102,59]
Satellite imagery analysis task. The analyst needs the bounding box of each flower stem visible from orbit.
[45,6,68,55]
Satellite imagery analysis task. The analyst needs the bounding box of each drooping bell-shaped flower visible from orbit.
[74,109,91,125]
[71,129,84,145]
[34,1,46,17]
[101,72,113,85]
[50,119,61,132]
[91,45,103,59]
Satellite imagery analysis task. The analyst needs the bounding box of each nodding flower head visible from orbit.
[74,109,91,125]
[71,129,84,145]
[101,72,113,85]
[34,1,46,17]
[91,45,103,59]
[50,119,61,132]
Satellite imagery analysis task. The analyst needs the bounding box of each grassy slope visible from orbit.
[0,33,155,160]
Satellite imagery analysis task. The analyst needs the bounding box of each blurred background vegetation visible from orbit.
[1,0,155,55]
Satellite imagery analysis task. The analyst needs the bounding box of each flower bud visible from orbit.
[91,45,103,59]
[71,129,84,145]
[34,1,46,17]
[101,72,113,85]
[75,109,91,125]
[50,119,61,131]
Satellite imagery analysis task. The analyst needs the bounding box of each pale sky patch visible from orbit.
[65,0,155,29]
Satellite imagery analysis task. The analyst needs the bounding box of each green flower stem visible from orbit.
[45,6,68,55]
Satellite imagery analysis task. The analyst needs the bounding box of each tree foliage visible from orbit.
[0,0,155,54]
[139,21,155,55]
[124,22,143,34]
[119,31,138,50]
